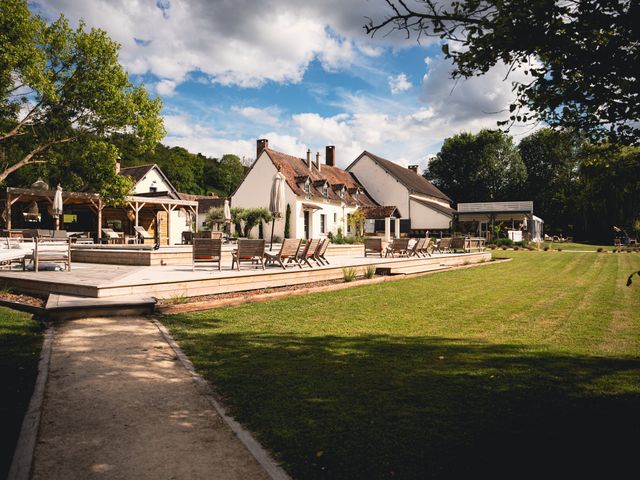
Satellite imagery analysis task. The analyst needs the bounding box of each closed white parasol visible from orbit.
[52,184,63,230]
[269,170,286,249]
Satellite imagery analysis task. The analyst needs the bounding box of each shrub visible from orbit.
[342,267,357,282]
[556,248,563,252]
[284,203,291,238]
[495,238,514,247]
[364,265,376,279]
[543,246,550,251]
[597,247,603,252]
[501,246,508,250]
[513,246,519,251]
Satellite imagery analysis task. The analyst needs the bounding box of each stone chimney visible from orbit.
[316,152,321,172]
[256,139,269,158]
[326,145,335,167]
[307,149,312,169]
[408,165,419,175]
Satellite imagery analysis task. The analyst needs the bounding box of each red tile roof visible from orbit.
[264,149,377,207]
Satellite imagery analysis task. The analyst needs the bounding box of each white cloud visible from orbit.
[230,106,282,126]
[36,0,408,91]
[388,73,412,95]
[155,79,177,97]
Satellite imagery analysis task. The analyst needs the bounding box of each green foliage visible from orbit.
[243,208,272,238]
[204,207,224,230]
[366,1,639,144]
[364,265,377,279]
[342,267,357,282]
[0,0,164,185]
[284,203,291,238]
[217,154,245,195]
[348,209,366,238]
[426,129,526,202]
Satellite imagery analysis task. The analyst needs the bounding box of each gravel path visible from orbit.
[31,316,270,480]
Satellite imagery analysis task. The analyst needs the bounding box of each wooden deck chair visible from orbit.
[102,228,122,244]
[451,237,466,252]
[32,238,71,272]
[231,239,265,270]
[437,237,452,253]
[364,238,383,257]
[297,238,320,268]
[0,238,29,270]
[421,238,434,257]
[315,238,331,265]
[134,226,155,244]
[385,238,410,257]
[52,230,69,239]
[265,238,302,270]
[192,238,222,271]
[408,237,426,257]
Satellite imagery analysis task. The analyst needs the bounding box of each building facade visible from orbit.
[232,140,377,240]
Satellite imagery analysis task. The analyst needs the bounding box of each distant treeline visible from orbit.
[426,128,640,242]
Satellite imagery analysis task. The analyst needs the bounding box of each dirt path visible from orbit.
[31,316,270,480]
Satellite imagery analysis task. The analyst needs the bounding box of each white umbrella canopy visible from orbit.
[269,171,286,218]
[52,185,63,216]
[223,199,231,222]
[521,216,528,230]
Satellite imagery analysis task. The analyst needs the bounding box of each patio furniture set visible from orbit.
[102,226,155,245]
[365,236,485,258]
[0,236,71,272]
[193,237,331,271]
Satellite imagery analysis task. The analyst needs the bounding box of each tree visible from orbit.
[365,1,639,144]
[577,144,640,241]
[242,208,272,238]
[217,154,245,195]
[0,0,164,187]
[518,128,582,234]
[284,203,291,238]
[426,129,526,203]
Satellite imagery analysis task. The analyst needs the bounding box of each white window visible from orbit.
[320,214,326,234]
[339,188,344,199]
[304,180,310,193]
[322,183,328,197]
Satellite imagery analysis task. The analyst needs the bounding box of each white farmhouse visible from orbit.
[347,151,454,234]
[232,140,378,239]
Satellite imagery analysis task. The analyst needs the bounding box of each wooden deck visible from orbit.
[0,252,491,299]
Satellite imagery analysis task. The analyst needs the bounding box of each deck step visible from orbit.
[379,264,451,276]
[45,294,156,321]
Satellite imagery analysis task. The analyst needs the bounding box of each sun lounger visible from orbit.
[451,237,467,252]
[231,239,265,270]
[102,228,123,244]
[134,226,155,244]
[364,238,383,257]
[0,238,31,270]
[385,238,410,257]
[265,238,303,269]
[421,238,434,257]
[297,238,320,267]
[437,238,452,253]
[192,238,222,271]
[32,238,71,272]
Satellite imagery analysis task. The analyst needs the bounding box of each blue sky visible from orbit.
[34,0,530,169]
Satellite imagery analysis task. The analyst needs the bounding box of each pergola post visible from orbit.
[97,199,103,242]
[394,216,401,239]
[6,193,11,231]
[160,203,177,245]
[384,217,391,242]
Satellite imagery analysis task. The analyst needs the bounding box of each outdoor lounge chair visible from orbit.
[451,237,467,253]
[265,238,303,270]
[31,238,71,272]
[364,238,383,257]
[192,238,222,271]
[0,238,31,270]
[297,238,320,267]
[314,238,330,265]
[134,226,155,244]
[52,230,69,239]
[408,237,427,257]
[102,228,122,244]
[385,238,410,257]
[420,238,434,257]
[231,239,265,270]
[437,238,453,253]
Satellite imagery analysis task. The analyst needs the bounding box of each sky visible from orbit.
[33,0,534,170]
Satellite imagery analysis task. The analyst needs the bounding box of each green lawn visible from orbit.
[164,252,640,479]
[538,241,614,251]
[0,308,43,480]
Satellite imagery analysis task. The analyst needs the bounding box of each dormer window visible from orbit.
[304,179,311,193]
[149,180,157,193]
[339,187,345,199]
[322,183,329,198]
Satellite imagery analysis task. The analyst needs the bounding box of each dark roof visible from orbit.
[119,164,155,182]
[349,151,452,203]
[410,196,456,217]
[359,205,400,219]
[177,192,225,214]
[263,149,377,208]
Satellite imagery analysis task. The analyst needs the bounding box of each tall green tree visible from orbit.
[578,144,640,241]
[365,1,639,144]
[0,0,164,193]
[217,154,245,195]
[426,129,526,203]
[518,128,582,234]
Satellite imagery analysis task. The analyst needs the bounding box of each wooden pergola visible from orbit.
[2,187,198,243]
